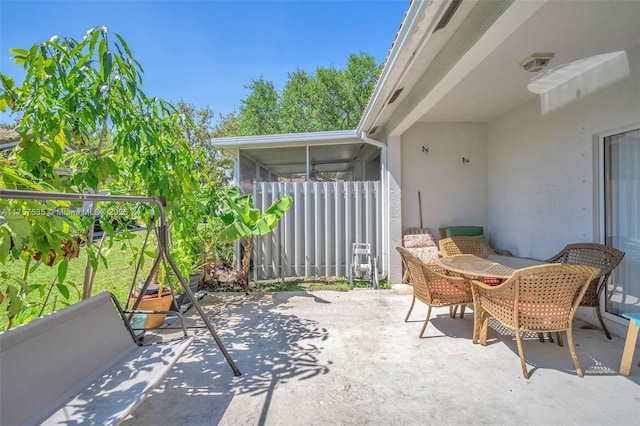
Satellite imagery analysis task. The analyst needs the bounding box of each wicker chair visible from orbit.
[396,247,473,338]
[438,226,512,256]
[471,264,599,378]
[439,236,498,258]
[546,243,625,339]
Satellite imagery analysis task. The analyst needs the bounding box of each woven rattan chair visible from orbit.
[471,264,599,378]
[438,226,512,256]
[439,236,498,258]
[397,247,473,338]
[546,243,625,339]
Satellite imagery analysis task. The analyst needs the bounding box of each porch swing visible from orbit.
[0,189,241,376]
[0,189,241,424]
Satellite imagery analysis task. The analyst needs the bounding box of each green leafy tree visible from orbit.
[175,101,235,275]
[237,77,281,135]
[280,69,318,132]
[341,52,380,123]
[0,27,205,324]
[211,110,241,138]
[177,101,234,187]
[237,52,381,135]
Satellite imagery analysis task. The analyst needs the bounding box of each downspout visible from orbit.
[358,132,388,281]
[230,148,241,271]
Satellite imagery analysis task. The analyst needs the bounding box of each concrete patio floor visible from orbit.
[123,288,640,425]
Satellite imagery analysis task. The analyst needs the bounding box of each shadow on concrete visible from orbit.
[123,291,332,425]
[123,291,639,425]
[432,312,634,379]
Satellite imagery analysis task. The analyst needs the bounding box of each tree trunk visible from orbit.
[240,235,252,294]
[81,110,109,299]
[201,246,217,286]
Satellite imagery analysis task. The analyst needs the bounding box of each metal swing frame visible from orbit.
[0,189,241,376]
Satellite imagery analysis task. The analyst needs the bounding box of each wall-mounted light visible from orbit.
[462,157,470,164]
[422,146,429,155]
[520,52,555,73]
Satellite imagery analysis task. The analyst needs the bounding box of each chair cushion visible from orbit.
[403,233,436,248]
[483,277,503,285]
[445,226,485,238]
[462,275,502,285]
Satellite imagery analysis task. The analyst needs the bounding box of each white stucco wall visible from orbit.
[487,46,640,336]
[400,122,489,237]
[386,136,404,284]
[487,45,640,259]
[387,122,489,283]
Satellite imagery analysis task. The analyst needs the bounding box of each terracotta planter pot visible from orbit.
[129,291,174,328]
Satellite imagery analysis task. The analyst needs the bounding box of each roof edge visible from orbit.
[356,0,436,137]
[211,129,361,149]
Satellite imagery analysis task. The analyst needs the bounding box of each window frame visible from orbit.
[595,123,640,321]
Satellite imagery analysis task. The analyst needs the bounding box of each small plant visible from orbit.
[215,187,292,293]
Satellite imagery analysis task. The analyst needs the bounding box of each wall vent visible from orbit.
[434,0,462,32]
[520,52,555,73]
[387,88,404,105]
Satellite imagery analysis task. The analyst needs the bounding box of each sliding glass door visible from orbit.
[604,128,640,316]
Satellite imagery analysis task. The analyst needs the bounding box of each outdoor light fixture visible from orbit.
[520,52,555,72]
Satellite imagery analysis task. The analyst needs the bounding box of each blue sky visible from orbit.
[0,0,409,123]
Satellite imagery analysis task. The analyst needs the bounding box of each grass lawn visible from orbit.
[253,276,389,292]
[1,232,388,329]
[1,233,156,329]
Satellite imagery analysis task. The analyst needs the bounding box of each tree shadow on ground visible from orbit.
[431,311,633,379]
[123,291,332,425]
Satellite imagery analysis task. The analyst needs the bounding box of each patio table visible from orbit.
[437,254,547,279]
[437,254,548,343]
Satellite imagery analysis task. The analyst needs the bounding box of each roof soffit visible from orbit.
[384,0,515,136]
[390,0,640,127]
[420,1,640,123]
[357,0,450,136]
[363,1,482,134]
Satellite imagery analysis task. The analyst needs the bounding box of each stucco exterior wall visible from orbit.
[400,122,489,239]
[487,46,640,259]
[387,122,489,283]
[487,46,640,335]
[387,136,404,284]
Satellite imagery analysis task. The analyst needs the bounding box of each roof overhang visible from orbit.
[356,0,440,138]
[359,0,640,137]
[212,130,361,150]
